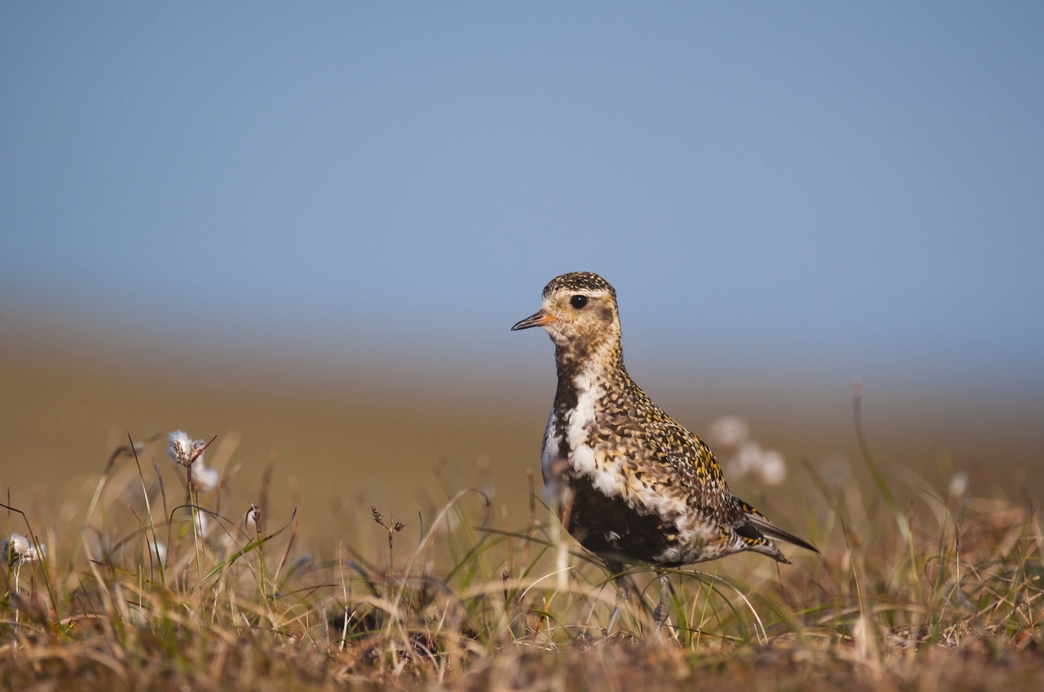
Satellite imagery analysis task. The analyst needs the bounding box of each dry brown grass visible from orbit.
[2,398,1043,691]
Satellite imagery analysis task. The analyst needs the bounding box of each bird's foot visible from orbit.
[653,572,671,632]
[605,601,624,638]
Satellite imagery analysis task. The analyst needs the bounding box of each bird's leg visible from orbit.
[606,593,625,638]
[653,571,671,631]
[604,560,633,638]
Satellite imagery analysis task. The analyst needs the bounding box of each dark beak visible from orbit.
[511,309,555,331]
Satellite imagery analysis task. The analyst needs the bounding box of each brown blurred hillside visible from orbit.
[2,311,1042,536]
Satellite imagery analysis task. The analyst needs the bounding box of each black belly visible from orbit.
[563,473,677,567]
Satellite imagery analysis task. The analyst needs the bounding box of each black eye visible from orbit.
[570,295,588,309]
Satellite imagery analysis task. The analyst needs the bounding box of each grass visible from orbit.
[2,396,1043,691]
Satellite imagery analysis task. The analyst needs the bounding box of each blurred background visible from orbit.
[2,3,1042,529]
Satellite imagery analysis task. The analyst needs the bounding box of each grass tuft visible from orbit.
[2,412,1043,691]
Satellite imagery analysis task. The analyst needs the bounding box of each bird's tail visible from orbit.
[737,499,819,555]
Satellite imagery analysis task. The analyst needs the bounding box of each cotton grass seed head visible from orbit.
[3,532,44,565]
[707,416,750,449]
[2,533,29,562]
[949,471,969,499]
[150,540,167,564]
[726,441,787,485]
[193,511,210,536]
[727,441,763,478]
[190,463,221,493]
[757,449,787,485]
[167,430,206,468]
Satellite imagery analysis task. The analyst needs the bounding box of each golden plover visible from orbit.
[512,271,817,628]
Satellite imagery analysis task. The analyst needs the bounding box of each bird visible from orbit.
[511,271,817,632]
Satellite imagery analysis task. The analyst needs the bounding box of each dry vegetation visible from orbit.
[2,397,1043,691]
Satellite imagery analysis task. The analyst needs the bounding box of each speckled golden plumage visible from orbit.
[512,271,816,569]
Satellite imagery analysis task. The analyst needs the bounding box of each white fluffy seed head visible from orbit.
[26,543,45,562]
[757,450,787,485]
[150,540,166,564]
[948,471,969,499]
[193,511,210,536]
[3,533,29,561]
[190,463,220,493]
[167,430,206,468]
[727,441,763,478]
[707,416,750,449]
[3,532,44,564]
[727,442,787,485]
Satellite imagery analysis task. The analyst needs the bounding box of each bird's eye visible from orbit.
[570,295,588,309]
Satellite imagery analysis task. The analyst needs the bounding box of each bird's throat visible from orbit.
[551,335,625,462]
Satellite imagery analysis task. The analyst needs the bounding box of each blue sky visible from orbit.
[2,3,1043,390]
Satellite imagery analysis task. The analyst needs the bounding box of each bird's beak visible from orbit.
[511,309,555,331]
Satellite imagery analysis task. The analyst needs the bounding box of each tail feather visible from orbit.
[748,515,819,554]
[737,498,819,555]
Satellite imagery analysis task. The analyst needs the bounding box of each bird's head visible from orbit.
[512,271,622,365]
